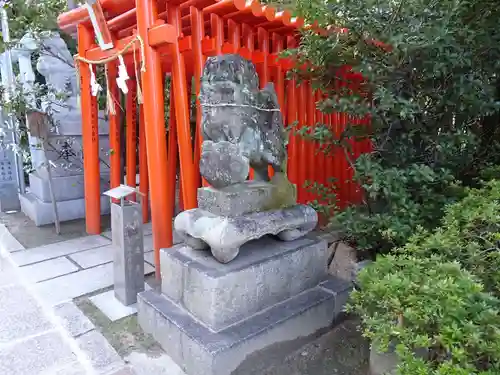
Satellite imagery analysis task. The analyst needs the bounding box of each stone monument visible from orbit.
[0,51,21,212]
[138,55,351,375]
[16,32,111,226]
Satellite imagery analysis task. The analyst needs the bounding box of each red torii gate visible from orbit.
[57,0,370,278]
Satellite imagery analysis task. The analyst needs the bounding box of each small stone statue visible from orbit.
[174,55,317,263]
[199,54,286,188]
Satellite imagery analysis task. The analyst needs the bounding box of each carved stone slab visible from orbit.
[174,204,318,263]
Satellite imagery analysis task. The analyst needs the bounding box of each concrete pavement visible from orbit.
[0,224,133,375]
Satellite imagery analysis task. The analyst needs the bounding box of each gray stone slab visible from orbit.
[36,262,154,306]
[20,256,79,283]
[0,284,54,343]
[77,330,124,374]
[28,171,110,203]
[197,181,274,216]
[138,285,336,375]
[320,277,353,317]
[69,244,115,269]
[53,301,95,337]
[11,235,111,266]
[125,352,186,375]
[161,236,328,331]
[144,262,155,274]
[0,255,21,287]
[20,191,111,227]
[36,263,114,305]
[0,330,77,375]
[144,251,154,266]
[70,244,157,270]
[0,224,24,253]
[89,284,152,322]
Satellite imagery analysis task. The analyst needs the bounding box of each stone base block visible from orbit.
[138,278,351,375]
[197,181,274,216]
[29,172,110,203]
[20,192,110,226]
[161,236,328,331]
[174,204,318,263]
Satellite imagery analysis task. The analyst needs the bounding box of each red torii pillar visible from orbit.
[78,24,101,234]
[136,0,171,280]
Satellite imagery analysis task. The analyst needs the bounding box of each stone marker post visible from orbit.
[0,148,20,212]
[104,185,145,306]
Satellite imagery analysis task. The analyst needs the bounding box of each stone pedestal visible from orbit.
[138,54,350,375]
[20,190,111,226]
[175,181,317,263]
[197,181,274,216]
[138,236,351,375]
[19,169,111,226]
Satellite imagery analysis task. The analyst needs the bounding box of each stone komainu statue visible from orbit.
[199,54,287,188]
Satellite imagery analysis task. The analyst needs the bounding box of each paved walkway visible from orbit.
[0,223,181,307]
[0,224,134,375]
[0,215,363,375]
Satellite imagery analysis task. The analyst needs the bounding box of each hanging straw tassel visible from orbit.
[136,79,144,104]
[104,65,116,115]
[133,40,144,104]
[136,35,146,73]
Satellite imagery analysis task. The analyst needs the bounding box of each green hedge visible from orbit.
[347,180,500,374]
[400,180,500,297]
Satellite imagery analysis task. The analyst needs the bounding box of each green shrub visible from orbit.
[400,180,500,297]
[332,153,465,254]
[286,0,500,256]
[348,254,500,374]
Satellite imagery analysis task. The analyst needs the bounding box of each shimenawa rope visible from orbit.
[74,35,146,113]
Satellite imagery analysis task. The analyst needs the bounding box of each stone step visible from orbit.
[28,172,110,203]
[19,192,111,227]
[160,235,328,331]
[138,277,351,375]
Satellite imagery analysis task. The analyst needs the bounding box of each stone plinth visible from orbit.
[20,171,111,226]
[161,236,328,331]
[197,181,274,217]
[138,236,352,375]
[28,172,110,203]
[174,204,318,263]
[19,192,111,226]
